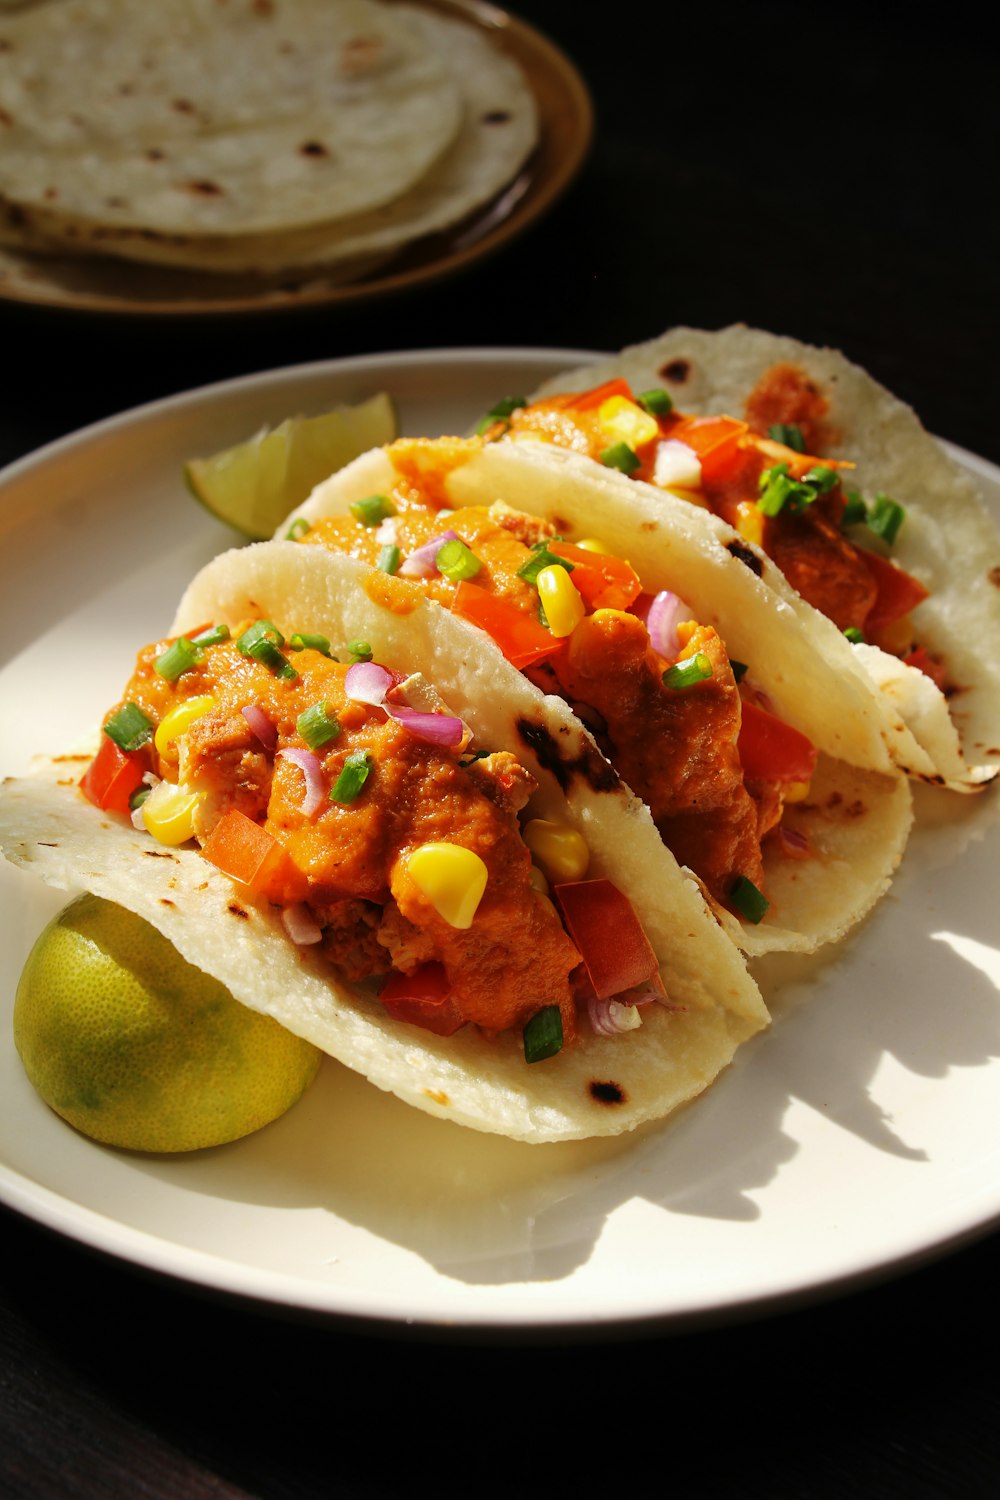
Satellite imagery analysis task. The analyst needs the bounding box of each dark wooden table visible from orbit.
[2,3,998,1496]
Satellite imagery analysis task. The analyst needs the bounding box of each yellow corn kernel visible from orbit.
[734,501,765,548]
[141,780,204,846]
[154,694,216,757]
[528,863,550,894]
[533,890,560,922]
[575,536,614,555]
[523,819,590,884]
[598,394,660,449]
[407,842,488,930]
[783,780,812,804]
[536,564,585,638]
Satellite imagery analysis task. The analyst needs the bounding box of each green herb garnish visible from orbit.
[523,1005,564,1063]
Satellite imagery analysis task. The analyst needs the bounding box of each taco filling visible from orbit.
[290,441,820,922]
[79,618,667,1058]
[481,377,940,688]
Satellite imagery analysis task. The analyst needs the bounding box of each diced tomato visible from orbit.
[670,415,749,483]
[451,580,564,670]
[560,377,635,412]
[738,700,818,785]
[860,550,930,634]
[79,735,147,816]
[548,541,642,611]
[201,807,297,900]
[379,962,466,1036]
[553,879,659,1000]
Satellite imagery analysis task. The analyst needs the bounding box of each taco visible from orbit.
[281,434,913,958]
[0,546,769,1144]
[515,324,1000,793]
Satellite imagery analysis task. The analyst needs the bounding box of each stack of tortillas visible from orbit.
[0,0,539,281]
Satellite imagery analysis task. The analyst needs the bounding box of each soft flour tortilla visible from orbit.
[533,325,1000,792]
[0,547,768,1143]
[0,0,538,275]
[287,439,914,957]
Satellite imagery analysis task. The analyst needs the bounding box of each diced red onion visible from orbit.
[242,703,278,750]
[644,590,693,661]
[344,660,396,705]
[398,529,459,578]
[278,747,326,819]
[130,772,160,830]
[778,824,810,855]
[587,994,644,1037]
[282,903,323,945]
[385,704,466,748]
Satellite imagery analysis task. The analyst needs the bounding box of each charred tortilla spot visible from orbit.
[299,140,329,157]
[184,180,224,196]
[727,539,764,576]
[142,848,179,860]
[989,567,1000,588]
[481,110,511,124]
[227,902,250,920]
[590,1080,626,1105]
[516,716,619,794]
[659,359,690,384]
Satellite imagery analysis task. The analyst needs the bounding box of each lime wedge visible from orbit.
[184,391,398,540]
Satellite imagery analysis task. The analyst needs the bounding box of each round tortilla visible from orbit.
[0,0,461,237]
[0,547,769,1143]
[534,325,1000,792]
[0,0,539,275]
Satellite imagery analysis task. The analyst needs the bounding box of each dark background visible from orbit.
[2,3,999,1496]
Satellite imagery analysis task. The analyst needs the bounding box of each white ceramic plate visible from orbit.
[2,348,999,1337]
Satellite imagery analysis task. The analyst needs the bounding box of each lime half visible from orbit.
[184,391,397,540]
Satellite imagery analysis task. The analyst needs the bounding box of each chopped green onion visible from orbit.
[128,784,152,811]
[523,1004,564,1063]
[868,493,906,546]
[190,624,231,648]
[349,493,396,528]
[289,631,331,655]
[237,620,297,680]
[757,463,817,517]
[476,395,527,435]
[377,542,401,575]
[769,422,806,452]
[331,750,373,804]
[154,636,201,682]
[285,516,311,541]
[103,702,153,753]
[347,640,373,663]
[802,465,839,494]
[729,659,749,683]
[662,652,713,690]
[600,441,641,475]
[637,387,673,417]
[517,542,574,585]
[841,490,869,526]
[729,875,769,924]
[436,537,482,582]
[297,701,341,750]
[843,626,865,643]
